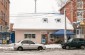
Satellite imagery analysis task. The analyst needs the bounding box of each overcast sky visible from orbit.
[10,0,61,15]
[10,0,61,23]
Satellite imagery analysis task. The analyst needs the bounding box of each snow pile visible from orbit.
[0,44,14,50]
[0,44,62,50]
[45,44,62,49]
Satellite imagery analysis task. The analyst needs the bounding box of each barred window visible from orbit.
[43,18,48,23]
[24,34,36,39]
[55,19,61,23]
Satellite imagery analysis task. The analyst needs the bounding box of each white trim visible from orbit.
[24,32,36,34]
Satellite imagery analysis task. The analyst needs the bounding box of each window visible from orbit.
[0,26,2,32]
[55,19,61,23]
[3,13,5,21]
[6,2,7,9]
[77,10,83,21]
[28,34,31,38]
[77,0,83,9]
[24,34,36,39]
[21,40,28,44]
[73,39,79,42]
[32,34,35,38]
[50,34,54,38]
[76,29,80,34]
[28,41,35,44]
[43,18,48,23]
[79,39,84,41]
[0,11,3,19]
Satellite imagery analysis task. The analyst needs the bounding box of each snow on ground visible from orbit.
[0,44,62,50]
[45,44,62,49]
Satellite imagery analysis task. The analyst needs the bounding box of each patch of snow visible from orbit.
[45,44,62,49]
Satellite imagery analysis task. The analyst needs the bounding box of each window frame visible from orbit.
[43,18,48,23]
[21,40,29,44]
[55,19,61,23]
[77,0,83,9]
[24,34,36,39]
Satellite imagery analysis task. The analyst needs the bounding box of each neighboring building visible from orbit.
[0,0,10,32]
[13,13,73,44]
[60,0,85,38]
[0,0,10,44]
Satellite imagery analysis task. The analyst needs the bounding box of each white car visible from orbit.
[13,39,46,51]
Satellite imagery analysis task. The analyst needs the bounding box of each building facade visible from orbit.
[0,0,10,44]
[13,14,73,44]
[0,0,10,32]
[60,0,85,38]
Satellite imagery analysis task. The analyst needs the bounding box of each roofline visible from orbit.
[13,29,74,31]
[17,13,63,15]
[59,0,71,11]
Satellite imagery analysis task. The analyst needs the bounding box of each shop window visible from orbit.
[32,34,35,38]
[28,34,31,38]
[50,34,54,38]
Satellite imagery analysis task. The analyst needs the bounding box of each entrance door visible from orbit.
[41,34,46,44]
[76,29,81,38]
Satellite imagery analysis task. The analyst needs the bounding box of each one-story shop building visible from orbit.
[13,13,74,44]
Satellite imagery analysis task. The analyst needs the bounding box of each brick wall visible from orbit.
[60,0,85,38]
[0,0,9,32]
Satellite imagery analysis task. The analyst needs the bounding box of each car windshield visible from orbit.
[68,38,73,42]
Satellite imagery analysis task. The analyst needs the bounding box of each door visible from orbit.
[28,40,38,49]
[70,39,79,47]
[21,40,30,49]
[76,29,81,38]
[41,34,46,44]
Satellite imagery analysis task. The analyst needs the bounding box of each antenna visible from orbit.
[34,0,37,13]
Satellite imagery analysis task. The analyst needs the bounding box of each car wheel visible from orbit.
[38,46,43,50]
[80,45,85,49]
[62,46,66,49]
[65,46,70,50]
[17,47,23,51]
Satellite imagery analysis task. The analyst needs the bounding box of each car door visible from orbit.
[78,39,85,46]
[70,39,79,47]
[28,41,38,49]
[21,40,30,49]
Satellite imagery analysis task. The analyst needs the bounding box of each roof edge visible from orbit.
[59,0,71,11]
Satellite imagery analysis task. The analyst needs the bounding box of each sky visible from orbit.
[10,0,62,23]
[10,0,61,15]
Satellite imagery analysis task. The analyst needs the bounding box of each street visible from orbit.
[0,49,85,55]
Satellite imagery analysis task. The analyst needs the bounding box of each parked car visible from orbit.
[61,38,85,49]
[13,39,46,51]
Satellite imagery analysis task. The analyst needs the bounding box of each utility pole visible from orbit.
[64,8,67,42]
[34,0,37,13]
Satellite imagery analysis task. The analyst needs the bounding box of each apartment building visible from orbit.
[0,0,10,32]
[60,0,85,38]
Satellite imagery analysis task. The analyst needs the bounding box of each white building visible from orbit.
[12,13,73,44]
